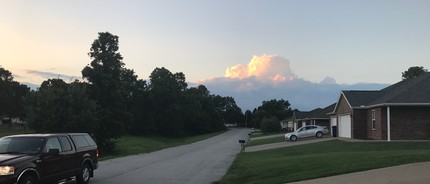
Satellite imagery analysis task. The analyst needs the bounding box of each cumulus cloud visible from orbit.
[199,55,388,111]
[225,55,295,82]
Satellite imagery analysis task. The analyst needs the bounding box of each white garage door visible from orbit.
[339,115,351,138]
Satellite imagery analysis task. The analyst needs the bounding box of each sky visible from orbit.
[1,0,429,111]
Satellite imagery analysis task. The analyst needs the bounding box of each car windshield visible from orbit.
[0,137,45,154]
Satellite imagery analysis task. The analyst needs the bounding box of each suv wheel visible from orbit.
[76,163,92,184]
[18,174,36,184]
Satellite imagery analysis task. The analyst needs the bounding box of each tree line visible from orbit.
[2,32,427,152]
[1,32,295,152]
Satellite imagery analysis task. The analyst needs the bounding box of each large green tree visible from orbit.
[402,66,428,80]
[250,99,293,131]
[24,80,98,133]
[148,67,188,136]
[82,32,130,147]
[0,67,30,119]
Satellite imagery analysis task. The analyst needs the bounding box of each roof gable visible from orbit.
[340,73,430,108]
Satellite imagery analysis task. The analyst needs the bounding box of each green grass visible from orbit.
[247,136,284,146]
[101,131,224,160]
[0,124,32,137]
[219,140,430,184]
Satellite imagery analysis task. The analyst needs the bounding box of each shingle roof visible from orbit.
[295,103,336,120]
[342,73,430,108]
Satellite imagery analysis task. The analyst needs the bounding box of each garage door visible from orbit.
[339,115,351,138]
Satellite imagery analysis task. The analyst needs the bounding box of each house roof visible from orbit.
[342,73,430,108]
[295,103,336,120]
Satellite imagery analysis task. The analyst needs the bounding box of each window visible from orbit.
[372,110,376,130]
[60,136,72,151]
[45,137,62,153]
[72,135,90,148]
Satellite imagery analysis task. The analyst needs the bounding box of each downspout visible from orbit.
[387,106,391,142]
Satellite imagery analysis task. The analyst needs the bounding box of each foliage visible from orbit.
[260,116,281,133]
[82,32,131,146]
[402,66,428,80]
[0,67,30,119]
[220,140,430,184]
[250,99,293,128]
[23,80,98,134]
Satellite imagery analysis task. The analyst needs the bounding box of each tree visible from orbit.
[148,67,188,136]
[250,99,293,129]
[402,66,428,80]
[260,116,281,133]
[24,80,98,134]
[82,32,129,147]
[0,67,30,120]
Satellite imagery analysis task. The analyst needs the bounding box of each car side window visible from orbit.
[60,136,72,152]
[44,137,62,153]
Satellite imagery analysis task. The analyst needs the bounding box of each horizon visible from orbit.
[2,0,428,111]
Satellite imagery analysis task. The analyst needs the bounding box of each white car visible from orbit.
[285,125,329,141]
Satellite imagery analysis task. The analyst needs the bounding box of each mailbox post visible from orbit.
[239,139,246,153]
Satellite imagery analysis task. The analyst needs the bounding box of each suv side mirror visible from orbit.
[48,149,60,156]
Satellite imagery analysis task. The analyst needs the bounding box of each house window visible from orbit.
[371,110,376,130]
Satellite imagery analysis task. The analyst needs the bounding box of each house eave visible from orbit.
[352,103,430,109]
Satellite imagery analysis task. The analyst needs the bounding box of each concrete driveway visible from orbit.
[88,128,250,184]
[288,161,430,184]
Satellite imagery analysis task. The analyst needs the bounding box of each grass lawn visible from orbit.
[219,140,430,184]
[101,131,224,160]
[247,136,285,146]
[0,124,32,137]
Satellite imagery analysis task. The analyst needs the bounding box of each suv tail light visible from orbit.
[96,149,99,158]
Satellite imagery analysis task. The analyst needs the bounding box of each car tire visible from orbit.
[290,135,297,141]
[18,173,37,184]
[76,163,92,184]
[316,131,323,138]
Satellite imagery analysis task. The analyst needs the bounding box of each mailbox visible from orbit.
[239,140,246,143]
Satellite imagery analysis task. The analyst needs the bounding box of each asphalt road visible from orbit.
[89,128,250,184]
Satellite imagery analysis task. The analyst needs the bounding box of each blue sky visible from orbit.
[1,0,429,110]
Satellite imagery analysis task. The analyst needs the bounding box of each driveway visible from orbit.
[89,128,250,184]
[288,161,430,184]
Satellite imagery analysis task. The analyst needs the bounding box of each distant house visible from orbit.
[281,104,335,132]
[332,73,430,140]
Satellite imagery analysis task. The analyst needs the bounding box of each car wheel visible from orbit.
[76,163,92,184]
[290,135,297,141]
[316,131,323,138]
[18,174,37,184]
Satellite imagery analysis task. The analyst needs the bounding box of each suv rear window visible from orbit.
[72,135,90,148]
[83,135,96,146]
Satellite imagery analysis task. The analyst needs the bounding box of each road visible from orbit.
[89,128,250,184]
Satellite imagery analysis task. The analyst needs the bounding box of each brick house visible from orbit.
[332,73,430,140]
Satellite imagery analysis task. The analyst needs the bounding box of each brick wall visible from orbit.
[336,95,352,114]
[390,106,430,140]
[352,109,367,139]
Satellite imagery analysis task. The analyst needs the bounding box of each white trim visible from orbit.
[353,103,430,109]
[371,110,376,130]
[387,106,391,142]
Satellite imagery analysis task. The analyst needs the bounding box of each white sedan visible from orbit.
[285,125,329,141]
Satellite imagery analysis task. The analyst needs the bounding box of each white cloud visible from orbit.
[225,55,295,82]
[199,55,389,111]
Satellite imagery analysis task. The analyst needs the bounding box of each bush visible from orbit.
[260,116,281,133]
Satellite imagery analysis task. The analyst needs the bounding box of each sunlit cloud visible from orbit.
[26,70,80,82]
[225,54,295,82]
[199,54,389,111]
